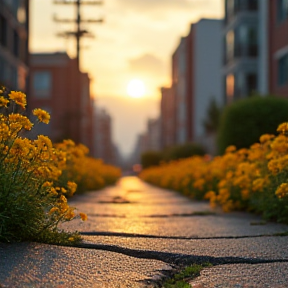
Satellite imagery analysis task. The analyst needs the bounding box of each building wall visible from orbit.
[193,19,224,140]
[160,86,176,149]
[269,0,288,97]
[147,118,161,151]
[173,37,189,144]
[94,107,116,164]
[29,52,94,154]
[0,0,29,92]
[223,0,268,103]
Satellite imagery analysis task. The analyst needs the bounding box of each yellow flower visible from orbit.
[42,181,53,188]
[225,145,237,153]
[0,96,9,108]
[32,108,50,124]
[8,113,33,131]
[67,181,77,196]
[79,212,88,221]
[49,207,59,215]
[65,208,75,220]
[277,122,288,135]
[275,183,288,198]
[259,134,275,144]
[8,91,27,109]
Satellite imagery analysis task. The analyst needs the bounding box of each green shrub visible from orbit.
[141,151,163,169]
[163,143,206,161]
[217,95,288,154]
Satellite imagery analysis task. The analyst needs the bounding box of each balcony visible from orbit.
[226,0,258,24]
[225,44,258,64]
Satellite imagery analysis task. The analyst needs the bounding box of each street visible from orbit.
[1,176,288,287]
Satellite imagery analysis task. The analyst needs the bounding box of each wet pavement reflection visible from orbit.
[63,176,288,238]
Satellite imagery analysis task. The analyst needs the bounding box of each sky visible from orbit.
[30,0,224,157]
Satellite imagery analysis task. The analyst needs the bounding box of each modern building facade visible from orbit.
[171,19,223,151]
[268,0,288,97]
[0,0,29,92]
[223,0,269,103]
[160,86,176,149]
[29,52,95,154]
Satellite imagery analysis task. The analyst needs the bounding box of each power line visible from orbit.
[53,0,103,68]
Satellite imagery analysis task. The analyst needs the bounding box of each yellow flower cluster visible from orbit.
[55,140,121,193]
[0,88,120,242]
[8,90,27,109]
[33,108,50,124]
[140,123,288,221]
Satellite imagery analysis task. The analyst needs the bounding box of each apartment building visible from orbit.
[171,19,223,149]
[269,0,288,97]
[0,0,29,92]
[29,52,94,153]
[160,86,176,149]
[223,0,269,103]
[94,107,116,164]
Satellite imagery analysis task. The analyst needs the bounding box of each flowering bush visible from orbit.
[140,123,288,223]
[0,86,88,244]
[55,140,121,194]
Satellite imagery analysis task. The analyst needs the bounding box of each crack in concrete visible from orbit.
[80,231,288,240]
[76,242,288,267]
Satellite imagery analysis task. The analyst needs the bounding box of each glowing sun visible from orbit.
[127,79,146,98]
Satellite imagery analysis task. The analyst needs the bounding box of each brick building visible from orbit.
[268,0,288,97]
[29,52,94,154]
[0,0,29,92]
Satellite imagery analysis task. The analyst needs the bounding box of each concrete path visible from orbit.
[1,176,288,287]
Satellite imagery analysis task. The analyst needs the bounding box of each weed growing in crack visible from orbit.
[162,263,212,288]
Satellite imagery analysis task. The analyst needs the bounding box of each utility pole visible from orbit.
[54,0,103,69]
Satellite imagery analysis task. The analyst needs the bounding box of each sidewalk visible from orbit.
[1,176,288,287]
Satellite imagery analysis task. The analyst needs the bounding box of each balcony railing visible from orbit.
[225,44,258,64]
[226,0,258,23]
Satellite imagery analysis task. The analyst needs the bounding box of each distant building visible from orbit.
[172,36,192,144]
[268,0,288,97]
[160,86,176,149]
[171,19,223,152]
[94,107,116,164]
[223,0,269,103]
[147,118,161,151]
[29,52,94,154]
[0,0,29,92]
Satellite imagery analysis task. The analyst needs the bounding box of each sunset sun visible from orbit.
[127,79,146,98]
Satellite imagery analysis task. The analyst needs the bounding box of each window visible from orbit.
[33,71,52,98]
[247,0,258,10]
[13,30,19,57]
[277,0,288,22]
[0,15,7,47]
[226,74,235,103]
[226,30,234,62]
[278,53,288,86]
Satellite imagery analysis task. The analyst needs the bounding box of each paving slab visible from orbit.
[0,242,171,288]
[189,263,288,288]
[81,235,288,261]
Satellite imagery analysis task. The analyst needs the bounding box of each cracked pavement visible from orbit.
[1,176,288,287]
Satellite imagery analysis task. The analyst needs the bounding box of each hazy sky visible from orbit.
[30,0,224,157]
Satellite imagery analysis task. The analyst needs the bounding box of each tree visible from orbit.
[203,97,222,134]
